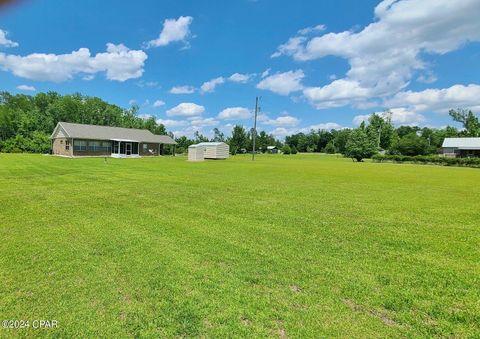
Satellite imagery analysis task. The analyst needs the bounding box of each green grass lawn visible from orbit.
[0,154,479,338]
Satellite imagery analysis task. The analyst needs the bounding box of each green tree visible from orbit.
[366,112,394,150]
[448,108,480,136]
[324,142,336,154]
[344,128,377,162]
[282,144,291,155]
[227,125,248,155]
[392,133,429,156]
[212,128,225,142]
[291,145,298,154]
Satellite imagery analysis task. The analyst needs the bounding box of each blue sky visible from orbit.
[1,0,479,138]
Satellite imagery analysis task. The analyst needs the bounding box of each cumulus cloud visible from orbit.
[269,121,342,138]
[385,84,480,113]
[145,16,193,48]
[303,79,372,109]
[153,100,165,107]
[297,24,326,36]
[156,118,188,127]
[190,117,219,127]
[353,108,425,126]
[261,68,271,78]
[218,107,252,120]
[166,102,205,117]
[256,70,304,95]
[228,73,252,83]
[0,29,18,47]
[16,84,35,91]
[169,85,195,94]
[200,77,225,93]
[0,43,147,82]
[273,0,480,108]
[261,114,300,126]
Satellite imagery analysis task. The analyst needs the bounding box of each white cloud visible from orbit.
[303,79,372,109]
[352,114,371,126]
[273,0,480,108]
[145,16,193,48]
[16,84,35,91]
[269,122,343,138]
[228,73,252,83]
[190,117,219,127]
[0,43,147,82]
[200,76,225,93]
[298,24,326,35]
[271,37,306,58]
[306,122,342,131]
[169,85,195,94]
[218,107,252,120]
[166,102,205,117]
[417,72,438,84]
[353,108,425,126]
[156,118,188,127]
[0,29,18,47]
[385,84,480,113]
[261,115,300,127]
[136,80,158,87]
[261,68,271,78]
[153,100,165,107]
[256,70,304,95]
[128,99,136,106]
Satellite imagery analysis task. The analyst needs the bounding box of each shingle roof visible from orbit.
[52,122,176,144]
[442,137,480,149]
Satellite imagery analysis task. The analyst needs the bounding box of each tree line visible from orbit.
[283,109,479,161]
[0,91,478,160]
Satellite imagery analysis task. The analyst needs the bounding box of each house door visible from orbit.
[126,143,132,156]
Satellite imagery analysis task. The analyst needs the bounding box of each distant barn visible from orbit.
[187,142,229,161]
[442,138,480,158]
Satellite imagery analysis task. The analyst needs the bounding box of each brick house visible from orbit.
[51,122,176,157]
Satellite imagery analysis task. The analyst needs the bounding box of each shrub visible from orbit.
[372,154,480,168]
[324,142,336,154]
[282,144,291,155]
[291,145,298,154]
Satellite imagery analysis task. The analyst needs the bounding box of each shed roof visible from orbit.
[196,142,227,146]
[442,137,480,149]
[51,122,176,144]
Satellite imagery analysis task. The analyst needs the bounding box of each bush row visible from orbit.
[372,154,480,168]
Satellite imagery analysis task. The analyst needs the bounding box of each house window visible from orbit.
[143,144,148,151]
[88,141,101,151]
[65,140,70,150]
[73,140,87,151]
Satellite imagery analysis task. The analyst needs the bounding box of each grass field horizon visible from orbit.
[1,153,479,337]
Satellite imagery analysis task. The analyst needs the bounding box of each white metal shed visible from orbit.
[188,144,205,161]
[197,142,230,159]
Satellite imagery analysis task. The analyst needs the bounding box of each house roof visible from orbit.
[267,146,278,149]
[442,137,480,149]
[51,122,176,144]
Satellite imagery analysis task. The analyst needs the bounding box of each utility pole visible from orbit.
[252,96,260,161]
[378,126,382,149]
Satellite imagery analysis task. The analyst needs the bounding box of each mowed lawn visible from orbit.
[0,154,479,338]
